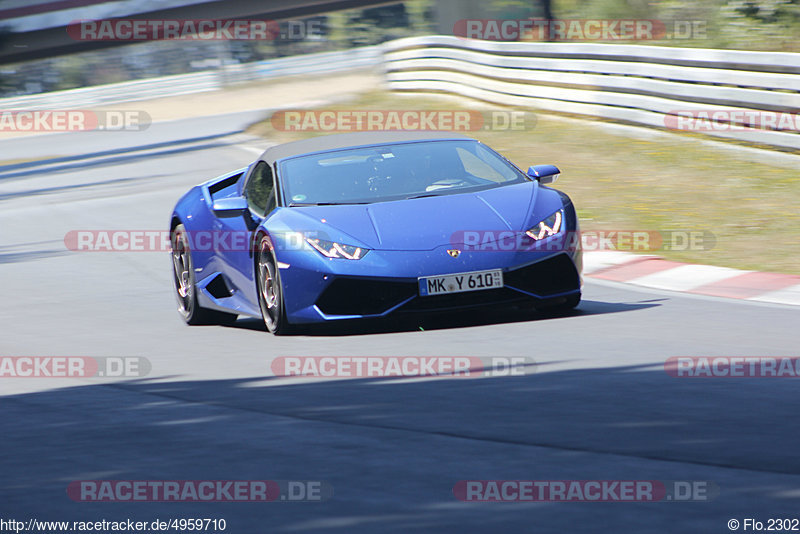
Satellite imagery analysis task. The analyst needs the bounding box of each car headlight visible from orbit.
[525,210,563,241]
[306,238,369,260]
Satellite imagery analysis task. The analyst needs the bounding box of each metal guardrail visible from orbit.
[0,46,383,110]
[383,35,800,151]
[222,45,385,84]
[2,36,798,152]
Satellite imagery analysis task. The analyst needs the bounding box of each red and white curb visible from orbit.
[583,251,800,306]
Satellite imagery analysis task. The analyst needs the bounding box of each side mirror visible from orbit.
[212,196,248,216]
[527,165,560,185]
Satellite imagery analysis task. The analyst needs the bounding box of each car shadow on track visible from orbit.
[223,299,663,337]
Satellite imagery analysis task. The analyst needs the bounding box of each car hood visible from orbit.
[287,182,540,251]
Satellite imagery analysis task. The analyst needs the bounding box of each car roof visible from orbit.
[259,131,474,164]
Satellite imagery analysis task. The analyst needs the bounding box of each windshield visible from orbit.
[279,139,528,206]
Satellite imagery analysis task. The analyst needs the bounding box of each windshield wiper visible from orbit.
[405,193,441,200]
[289,202,371,207]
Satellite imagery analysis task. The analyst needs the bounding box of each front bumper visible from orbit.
[277,244,582,324]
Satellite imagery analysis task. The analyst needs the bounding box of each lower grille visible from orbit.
[316,278,416,316]
[504,253,581,297]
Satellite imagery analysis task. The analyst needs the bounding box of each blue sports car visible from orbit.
[170,131,582,334]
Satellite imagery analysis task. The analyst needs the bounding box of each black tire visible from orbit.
[171,224,238,326]
[256,235,293,335]
[537,294,581,315]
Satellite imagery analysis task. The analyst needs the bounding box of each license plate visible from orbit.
[418,269,504,297]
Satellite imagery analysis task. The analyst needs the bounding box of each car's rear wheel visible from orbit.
[256,235,293,335]
[171,223,237,326]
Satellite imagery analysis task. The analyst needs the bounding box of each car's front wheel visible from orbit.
[171,223,237,326]
[256,235,293,335]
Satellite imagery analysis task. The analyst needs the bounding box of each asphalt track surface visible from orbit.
[1,114,799,533]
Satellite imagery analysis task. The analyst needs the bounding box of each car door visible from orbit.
[215,160,277,308]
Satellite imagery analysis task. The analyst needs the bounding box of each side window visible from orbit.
[244,161,275,216]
